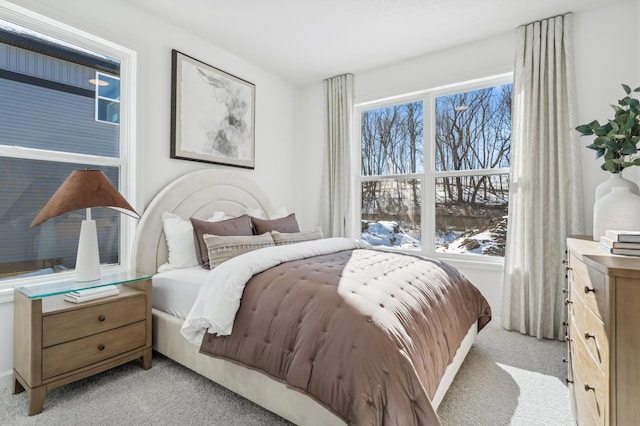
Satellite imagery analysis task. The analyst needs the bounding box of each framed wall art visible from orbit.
[170,49,255,169]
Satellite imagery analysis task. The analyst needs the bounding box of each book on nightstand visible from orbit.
[600,236,640,249]
[64,285,120,303]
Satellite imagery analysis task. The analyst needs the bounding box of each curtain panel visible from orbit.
[321,73,354,237]
[501,14,584,340]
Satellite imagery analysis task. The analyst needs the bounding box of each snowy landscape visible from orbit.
[361,214,507,257]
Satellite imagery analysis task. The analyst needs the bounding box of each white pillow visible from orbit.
[246,206,288,220]
[159,212,199,272]
[207,211,234,222]
[270,206,288,219]
[246,207,266,219]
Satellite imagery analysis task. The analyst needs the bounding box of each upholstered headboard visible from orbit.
[132,169,274,275]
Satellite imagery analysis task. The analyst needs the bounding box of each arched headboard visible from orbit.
[132,169,274,275]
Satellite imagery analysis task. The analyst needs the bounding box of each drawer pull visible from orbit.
[562,357,568,363]
[584,383,595,392]
[562,289,568,295]
[564,298,573,306]
[565,336,572,343]
[98,315,106,322]
[584,332,595,341]
[583,286,595,294]
[566,378,573,384]
[98,344,105,351]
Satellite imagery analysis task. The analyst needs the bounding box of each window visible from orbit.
[357,76,512,260]
[0,7,136,287]
[94,71,120,124]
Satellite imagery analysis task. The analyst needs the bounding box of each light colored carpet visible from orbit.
[1,325,573,425]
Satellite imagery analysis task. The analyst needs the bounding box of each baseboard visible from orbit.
[0,369,13,391]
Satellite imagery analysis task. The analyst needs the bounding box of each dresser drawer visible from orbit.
[571,295,608,370]
[569,252,606,320]
[42,295,146,347]
[42,321,146,380]
[570,320,608,425]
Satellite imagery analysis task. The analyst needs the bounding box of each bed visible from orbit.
[132,168,491,425]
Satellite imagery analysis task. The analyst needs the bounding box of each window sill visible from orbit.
[433,254,505,272]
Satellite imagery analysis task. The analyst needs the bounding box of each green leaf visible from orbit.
[616,112,629,126]
[575,124,594,135]
[595,147,606,159]
[623,84,631,95]
[621,144,637,155]
[632,157,640,165]
[634,86,640,93]
[604,160,618,172]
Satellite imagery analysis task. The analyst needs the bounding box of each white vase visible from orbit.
[592,186,640,241]
[594,173,640,200]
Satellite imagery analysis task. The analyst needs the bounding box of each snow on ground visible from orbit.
[361,221,420,249]
[361,216,507,256]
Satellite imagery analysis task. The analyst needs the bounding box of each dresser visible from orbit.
[12,271,152,415]
[565,237,640,426]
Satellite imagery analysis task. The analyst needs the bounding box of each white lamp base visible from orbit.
[75,219,101,282]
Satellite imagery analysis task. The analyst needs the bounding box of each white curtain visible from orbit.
[501,14,584,340]
[321,74,354,237]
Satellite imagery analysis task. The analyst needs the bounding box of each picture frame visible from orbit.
[170,49,255,169]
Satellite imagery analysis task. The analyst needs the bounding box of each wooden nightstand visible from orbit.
[12,271,152,415]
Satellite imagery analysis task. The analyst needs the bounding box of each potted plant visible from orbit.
[576,84,640,173]
[576,84,640,240]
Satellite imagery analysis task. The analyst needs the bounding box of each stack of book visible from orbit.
[599,230,640,256]
[64,285,120,303]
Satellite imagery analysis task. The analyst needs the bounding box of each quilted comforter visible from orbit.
[189,238,491,425]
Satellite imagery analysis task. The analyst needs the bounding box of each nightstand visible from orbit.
[12,271,152,415]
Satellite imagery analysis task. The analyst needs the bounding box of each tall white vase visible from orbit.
[593,186,640,241]
[594,173,640,200]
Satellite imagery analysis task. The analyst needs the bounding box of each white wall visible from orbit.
[0,0,302,389]
[298,0,639,324]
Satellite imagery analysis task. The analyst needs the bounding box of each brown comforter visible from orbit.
[200,248,491,425]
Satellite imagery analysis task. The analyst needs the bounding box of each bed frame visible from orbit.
[132,168,476,425]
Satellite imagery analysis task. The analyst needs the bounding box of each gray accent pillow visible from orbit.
[271,227,324,246]
[251,213,300,235]
[203,233,275,269]
[191,215,253,268]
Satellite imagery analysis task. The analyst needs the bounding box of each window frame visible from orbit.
[0,2,138,295]
[355,73,512,266]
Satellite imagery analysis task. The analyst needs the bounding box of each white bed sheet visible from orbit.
[152,266,208,319]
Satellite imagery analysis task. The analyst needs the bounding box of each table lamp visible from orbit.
[30,169,140,282]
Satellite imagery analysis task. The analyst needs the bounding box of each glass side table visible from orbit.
[13,271,153,415]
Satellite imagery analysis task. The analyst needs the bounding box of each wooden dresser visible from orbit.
[565,237,640,425]
[13,272,152,415]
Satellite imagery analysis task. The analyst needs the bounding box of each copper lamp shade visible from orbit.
[30,169,139,227]
[30,169,139,281]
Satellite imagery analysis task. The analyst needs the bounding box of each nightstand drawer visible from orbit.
[42,321,145,380]
[43,295,145,347]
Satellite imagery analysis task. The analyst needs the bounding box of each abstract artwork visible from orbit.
[171,50,255,169]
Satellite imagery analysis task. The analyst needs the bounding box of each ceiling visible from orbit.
[128,0,621,87]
